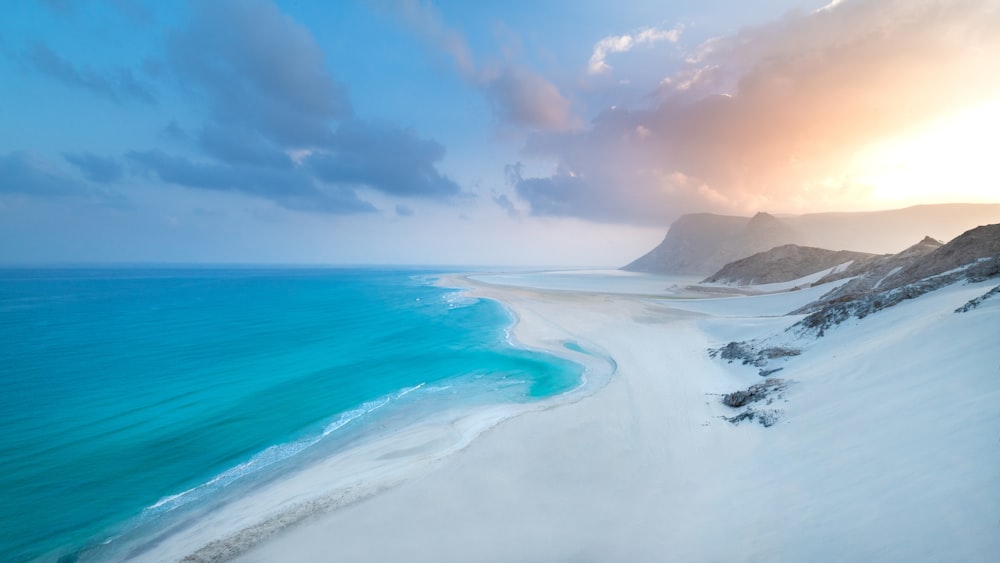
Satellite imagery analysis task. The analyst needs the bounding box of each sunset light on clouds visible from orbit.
[1,0,998,265]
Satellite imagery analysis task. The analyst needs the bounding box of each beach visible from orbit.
[136,270,998,562]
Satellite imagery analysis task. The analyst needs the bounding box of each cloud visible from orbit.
[391,0,475,76]
[23,43,156,104]
[588,26,682,75]
[515,0,1000,224]
[387,0,576,132]
[126,150,376,214]
[168,0,350,149]
[161,120,190,142]
[395,204,414,217]
[492,192,519,218]
[198,124,293,169]
[63,152,123,183]
[0,152,89,196]
[0,152,129,209]
[117,0,461,213]
[309,119,461,199]
[482,66,575,131]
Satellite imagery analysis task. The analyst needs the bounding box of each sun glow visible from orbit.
[850,100,1000,206]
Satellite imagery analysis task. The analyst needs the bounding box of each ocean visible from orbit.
[0,267,584,561]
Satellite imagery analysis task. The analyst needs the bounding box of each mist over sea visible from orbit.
[0,267,582,561]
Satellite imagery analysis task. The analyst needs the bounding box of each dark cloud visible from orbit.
[199,124,293,169]
[0,152,88,196]
[0,152,129,210]
[168,0,350,148]
[126,150,376,214]
[309,120,461,199]
[63,152,123,183]
[127,0,460,213]
[515,0,1000,224]
[23,43,156,104]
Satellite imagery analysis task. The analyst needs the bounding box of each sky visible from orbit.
[1,0,999,266]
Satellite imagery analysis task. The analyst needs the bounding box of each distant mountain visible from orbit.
[702,245,878,286]
[623,212,802,275]
[623,203,1000,275]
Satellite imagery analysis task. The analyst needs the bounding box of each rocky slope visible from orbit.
[791,223,1000,335]
[708,222,1000,429]
[702,245,878,286]
[809,236,943,288]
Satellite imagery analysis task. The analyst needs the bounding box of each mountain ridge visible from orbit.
[623,203,1000,275]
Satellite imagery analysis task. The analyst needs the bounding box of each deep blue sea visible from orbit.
[0,267,582,561]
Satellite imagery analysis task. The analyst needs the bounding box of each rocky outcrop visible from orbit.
[955,284,1000,313]
[703,244,878,286]
[708,341,801,367]
[720,379,789,428]
[722,378,788,408]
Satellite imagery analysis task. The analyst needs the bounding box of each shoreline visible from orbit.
[108,273,617,563]
[114,270,999,562]
[234,271,998,562]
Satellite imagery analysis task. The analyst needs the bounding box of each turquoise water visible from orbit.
[0,268,582,561]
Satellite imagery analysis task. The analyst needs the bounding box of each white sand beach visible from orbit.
[137,271,999,562]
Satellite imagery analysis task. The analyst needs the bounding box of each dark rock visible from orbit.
[709,341,800,367]
[955,284,1000,313]
[725,408,783,427]
[722,378,786,408]
[758,367,784,377]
